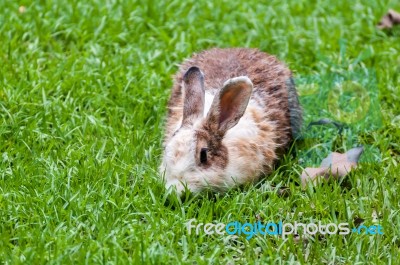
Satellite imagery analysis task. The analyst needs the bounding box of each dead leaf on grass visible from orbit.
[377,9,400,29]
[18,6,26,14]
[301,146,364,188]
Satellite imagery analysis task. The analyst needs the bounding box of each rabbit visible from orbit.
[160,48,302,195]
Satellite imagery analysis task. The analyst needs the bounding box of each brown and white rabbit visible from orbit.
[160,48,302,194]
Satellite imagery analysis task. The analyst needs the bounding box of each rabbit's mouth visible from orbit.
[165,178,205,195]
[165,179,186,195]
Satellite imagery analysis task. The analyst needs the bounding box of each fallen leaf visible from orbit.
[372,209,379,223]
[377,9,400,29]
[18,6,26,13]
[276,186,290,197]
[301,146,364,188]
[353,217,365,227]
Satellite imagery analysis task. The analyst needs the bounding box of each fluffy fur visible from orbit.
[160,48,302,194]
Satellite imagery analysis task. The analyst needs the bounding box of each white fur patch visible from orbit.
[164,129,195,178]
[224,102,259,140]
[203,92,214,117]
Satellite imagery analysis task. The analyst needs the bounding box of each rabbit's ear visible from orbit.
[182,67,205,126]
[207,76,252,134]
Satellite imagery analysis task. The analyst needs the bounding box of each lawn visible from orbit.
[1,0,399,264]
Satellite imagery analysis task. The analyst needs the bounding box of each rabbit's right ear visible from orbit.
[206,76,253,135]
[182,67,205,126]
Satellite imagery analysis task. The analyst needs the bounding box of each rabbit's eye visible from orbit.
[200,148,208,164]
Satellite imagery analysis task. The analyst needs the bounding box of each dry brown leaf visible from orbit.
[353,216,365,227]
[377,9,400,29]
[18,6,26,13]
[276,186,290,197]
[301,146,364,188]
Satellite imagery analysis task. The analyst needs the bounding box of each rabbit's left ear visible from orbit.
[181,67,205,126]
[206,76,253,135]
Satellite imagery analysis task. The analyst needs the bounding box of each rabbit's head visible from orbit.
[161,67,253,195]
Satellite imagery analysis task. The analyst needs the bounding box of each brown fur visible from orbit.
[195,127,228,170]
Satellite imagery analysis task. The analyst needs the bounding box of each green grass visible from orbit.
[1,0,400,264]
